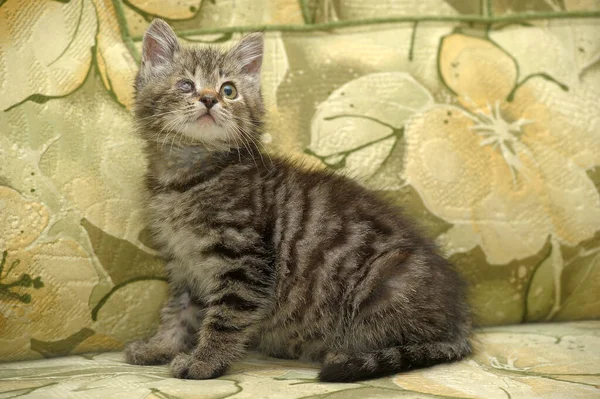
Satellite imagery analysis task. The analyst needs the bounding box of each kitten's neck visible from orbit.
[146,142,263,187]
[159,145,214,171]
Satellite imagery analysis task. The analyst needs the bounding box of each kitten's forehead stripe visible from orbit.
[183,48,233,88]
[184,69,195,82]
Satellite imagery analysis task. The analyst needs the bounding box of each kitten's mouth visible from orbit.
[197,113,215,124]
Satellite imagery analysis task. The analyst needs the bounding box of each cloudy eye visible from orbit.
[177,80,194,93]
[220,82,237,99]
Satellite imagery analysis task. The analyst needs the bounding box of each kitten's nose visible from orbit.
[200,95,218,109]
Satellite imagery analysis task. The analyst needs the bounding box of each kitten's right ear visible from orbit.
[141,19,180,67]
[228,33,264,77]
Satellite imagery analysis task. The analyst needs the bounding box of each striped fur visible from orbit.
[124,20,472,382]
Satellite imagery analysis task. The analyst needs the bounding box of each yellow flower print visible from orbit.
[0,187,99,361]
[403,33,600,265]
[0,0,97,111]
[0,0,139,110]
[93,0,139,108]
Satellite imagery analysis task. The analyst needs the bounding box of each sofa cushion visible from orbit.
[0,321,598,398]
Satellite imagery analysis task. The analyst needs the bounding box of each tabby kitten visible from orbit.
[124,19,472,382]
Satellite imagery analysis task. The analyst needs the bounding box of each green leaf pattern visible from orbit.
[307,72,433,189]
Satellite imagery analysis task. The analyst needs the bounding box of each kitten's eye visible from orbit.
[220,83,237,99]
[177,80,194,93]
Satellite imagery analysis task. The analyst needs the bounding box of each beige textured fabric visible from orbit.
[0,0,599,362]
[0,321,599,398]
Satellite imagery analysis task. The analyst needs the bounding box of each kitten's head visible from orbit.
[134,19,264,150]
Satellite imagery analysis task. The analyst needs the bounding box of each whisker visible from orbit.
[136,107,194,122]
[169,114,193,154]
[235,125,257,170]
[160,114,188,152]
[220,114,261,168]
[150,107,201,151]
[228,114,273,170]
[158,117,180,152]
[238,127,266,170]
[225,123,242,163]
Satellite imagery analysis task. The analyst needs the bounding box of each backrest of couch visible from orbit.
[1,0,599,362]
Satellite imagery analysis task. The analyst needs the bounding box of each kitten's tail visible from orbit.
[318,340,472,382]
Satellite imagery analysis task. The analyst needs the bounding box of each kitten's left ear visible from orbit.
[228,33,264,76]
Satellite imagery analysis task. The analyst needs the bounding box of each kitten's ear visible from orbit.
[141,19,180,67]
[228,33,264,76]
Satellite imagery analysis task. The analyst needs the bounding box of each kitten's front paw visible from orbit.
[170,353,226,380]
[124,340,174,365]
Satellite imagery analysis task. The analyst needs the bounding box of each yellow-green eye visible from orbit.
[220,83,237,99]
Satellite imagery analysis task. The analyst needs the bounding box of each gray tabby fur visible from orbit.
[124,19,473,382]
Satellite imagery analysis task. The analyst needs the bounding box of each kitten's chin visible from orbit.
[179,122,230,150]
[198,114,215,124]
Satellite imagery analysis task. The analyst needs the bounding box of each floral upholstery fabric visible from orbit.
[0,0,599,364]
[1,321,599,398]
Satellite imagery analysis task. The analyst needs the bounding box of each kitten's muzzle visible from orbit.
[200,94,218,109]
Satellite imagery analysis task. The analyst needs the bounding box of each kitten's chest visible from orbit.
[149,190,223,296]
[148,190,216,257]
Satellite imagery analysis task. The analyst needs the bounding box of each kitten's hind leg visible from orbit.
[125,290,204,365]
[319,339,472,382]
